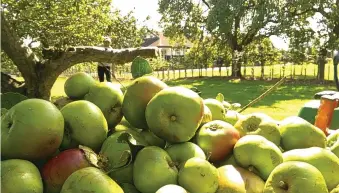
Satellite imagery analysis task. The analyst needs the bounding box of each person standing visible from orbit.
[98,37,112,82]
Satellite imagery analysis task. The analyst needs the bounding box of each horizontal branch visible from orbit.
[47,46,160,73]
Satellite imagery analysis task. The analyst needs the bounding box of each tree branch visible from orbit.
[1,12,39,74]
[46,46,159,73]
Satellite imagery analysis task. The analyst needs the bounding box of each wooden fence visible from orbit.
[61,63,336,81]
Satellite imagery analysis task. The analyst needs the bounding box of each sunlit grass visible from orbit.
[49,76,336,120]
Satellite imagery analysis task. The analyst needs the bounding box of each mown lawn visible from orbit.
[51,76,336,121]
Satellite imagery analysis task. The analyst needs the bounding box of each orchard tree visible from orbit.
[1,0,157,100]
[158,0,308,78]
[284,0,339,80]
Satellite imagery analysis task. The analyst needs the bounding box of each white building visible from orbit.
[141,32,193,61]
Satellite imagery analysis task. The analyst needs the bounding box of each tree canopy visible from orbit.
[1,0,157,99]
[158,0,338,78]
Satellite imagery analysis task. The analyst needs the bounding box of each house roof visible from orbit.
[141,32,193,48]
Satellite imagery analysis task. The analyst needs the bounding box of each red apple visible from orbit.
[41,146,98,193]
[196,120,240,162]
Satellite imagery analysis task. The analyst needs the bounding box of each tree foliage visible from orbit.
[158,0,306,77]
[0,1,157,99]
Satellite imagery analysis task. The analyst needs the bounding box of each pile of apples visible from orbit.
[1,72,339,193]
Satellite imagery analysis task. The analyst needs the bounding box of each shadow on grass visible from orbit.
[166,77,337,108]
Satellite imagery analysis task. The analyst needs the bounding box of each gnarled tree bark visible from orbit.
[1,12,158,100]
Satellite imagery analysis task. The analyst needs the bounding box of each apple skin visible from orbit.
[156,184,188,193]
[178,157,219,193]
[203,99,226,121]
[233,135,283,180]
[64,72,96,99]
[217,165,265,193]
[197,120,240,162]
[1,159,43,193]
[327,129,339,158]
[41,147,95,193]
[234,113,281,146]
[85,82,124,129]
[165,142,206,166]
[60,167,123,193]
[1,99,64,160]
[60,100,108,152]
[133,146,178,193]
[283,147,339,191]
[263,161,328,193]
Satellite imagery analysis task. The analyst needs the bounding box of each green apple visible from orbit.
[224,110,243,125]
[165,142,206,166]
[99,131,147,184]
[145,86,204,143]
[60,167,123,193]
[217,165,265,193]
[1,159,43,193]
[1,99,64,160]
[234,113,281,146]
[140,130,166,148]
[196,120,240,162]
[178,157,219,193]
[327,129,339,158]
[85,82,124,128]
[264,161,328,193]
[60,100,108,151]
[204,98,226,121]
[156,185,188,193]
[283,147,339,190]
[330,184,339,193]
[201,104,213,125]
[236,166,265,193]
[108,163,134,185]
[133,146,178,193]
[279,116,326,151]
[233,135,283,180]
[122,76,168,130]
[64,72,96,99]
[120,183,141,193]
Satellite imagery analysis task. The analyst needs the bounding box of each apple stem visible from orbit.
[248,165,254,172]
[278,181,288,190]
[170,115,176,121]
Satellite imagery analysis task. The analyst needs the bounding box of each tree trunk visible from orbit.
[260,56,265,80]
[25,73,58,100]
[231,49,242,78]
[317,49,327,81]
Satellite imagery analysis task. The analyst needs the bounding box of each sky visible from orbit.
[112,0,323,51]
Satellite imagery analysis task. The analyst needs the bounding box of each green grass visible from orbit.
[51,76,336,121]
